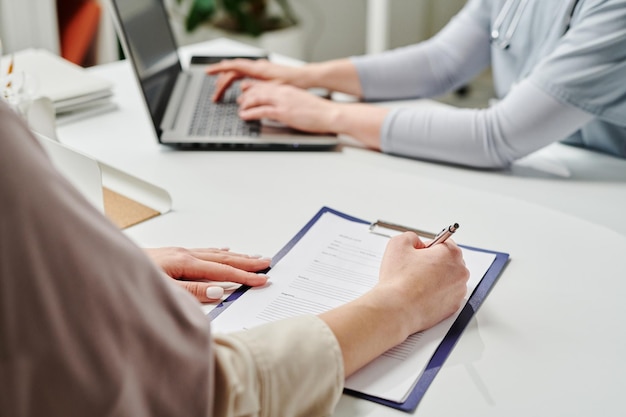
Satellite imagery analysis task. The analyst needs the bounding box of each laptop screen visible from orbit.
[110,0,182,137]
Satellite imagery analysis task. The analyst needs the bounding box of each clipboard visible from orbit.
[209,206,509,412]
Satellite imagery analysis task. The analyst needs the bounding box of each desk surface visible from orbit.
[56,39,626,416]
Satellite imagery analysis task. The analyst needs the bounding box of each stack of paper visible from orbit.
[1,48,115,120]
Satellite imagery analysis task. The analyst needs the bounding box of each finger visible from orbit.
[239,78,281,94]
[205,61,240,75]
[176,281,225,303]
[268,79,286,86]
[205,61,225,74]
[238,92,270,109]
[242,79,285,90]
[406,232,426,250]
[188,247,264,257]
[239,84,275,103]
[442,239,466,263]
[185,250,271,271]
[428,237,461,254]
[239,105,280,122]
[239,79,260,92]
[186,247,252,258]
[181,258,270,285]
[218,256,271,271]
[388,232,425,252]
[442,238,460,249]
[212,71,239,102]
[206,59,261,77]
[208,263,270,286]
[205,281,242,291]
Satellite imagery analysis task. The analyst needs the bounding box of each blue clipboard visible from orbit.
[209,206,510,413]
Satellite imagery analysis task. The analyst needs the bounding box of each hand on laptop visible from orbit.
[236,81,389,147]
[145,247,270,303]
[206,58,305,102]
[235,82,338,134]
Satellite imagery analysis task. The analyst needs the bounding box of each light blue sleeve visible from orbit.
[371,0,626,164]
[350,0,491,101]
[380,80,593,168]
[529,0,626,126]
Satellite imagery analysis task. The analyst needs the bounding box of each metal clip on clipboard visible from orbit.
[369,220,437,239]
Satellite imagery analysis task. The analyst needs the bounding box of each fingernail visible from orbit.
[206,286,224,299]
[258,274,270,280]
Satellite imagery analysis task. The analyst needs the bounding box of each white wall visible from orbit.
[285,0,466,61]
[170,0,467,62]
[0,0,60,54]
[0,0,466,63]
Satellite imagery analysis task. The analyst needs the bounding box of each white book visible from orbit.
[1,48,113,114]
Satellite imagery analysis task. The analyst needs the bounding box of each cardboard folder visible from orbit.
[35,133,171,229]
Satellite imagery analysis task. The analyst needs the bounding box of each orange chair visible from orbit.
[57,0,102,66]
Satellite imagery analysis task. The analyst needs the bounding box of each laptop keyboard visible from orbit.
[188,76,260,137]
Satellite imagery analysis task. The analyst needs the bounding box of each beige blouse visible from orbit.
[0,102,344,417]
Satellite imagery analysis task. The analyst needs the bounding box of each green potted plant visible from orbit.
[177,0,298,37]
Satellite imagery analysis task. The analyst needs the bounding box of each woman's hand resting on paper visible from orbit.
[145,247,271,303]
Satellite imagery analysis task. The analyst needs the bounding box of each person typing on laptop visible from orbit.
[109,0,338,149]
[207,0,626,168]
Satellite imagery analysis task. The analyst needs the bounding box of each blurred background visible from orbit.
[0,0,468,63]
[0,0,491,106]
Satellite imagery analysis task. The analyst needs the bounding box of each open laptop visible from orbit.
[108,0,338,150]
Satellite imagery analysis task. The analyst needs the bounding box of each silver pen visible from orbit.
[426,223,459,247]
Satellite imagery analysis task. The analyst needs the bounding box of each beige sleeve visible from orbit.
[0,101,344,417]
[0,102,214,417]
[212,315,345,417]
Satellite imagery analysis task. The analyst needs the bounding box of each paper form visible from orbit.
[210,211,496,403]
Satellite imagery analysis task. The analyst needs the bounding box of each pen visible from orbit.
[426,223,459,247]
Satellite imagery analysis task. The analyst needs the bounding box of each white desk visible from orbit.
[57,39,626,416]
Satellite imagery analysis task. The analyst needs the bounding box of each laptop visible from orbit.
[108,0,339,150]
